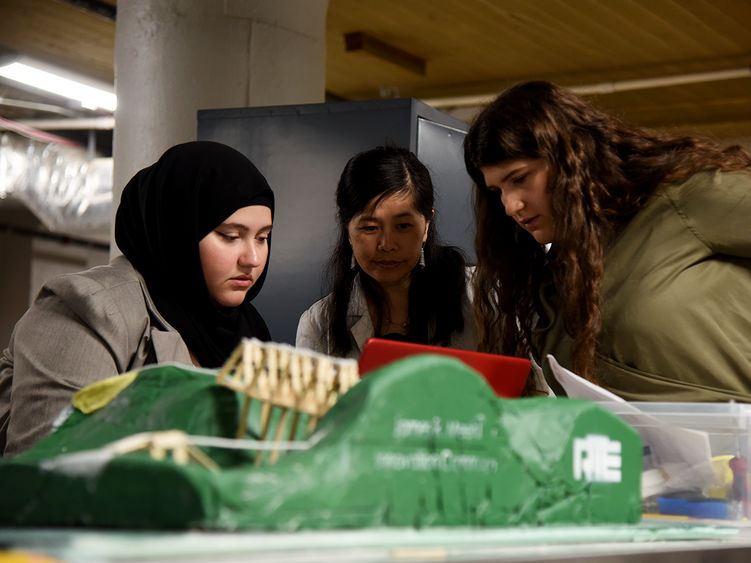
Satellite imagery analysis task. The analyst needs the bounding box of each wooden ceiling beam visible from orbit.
[344,32,426,76]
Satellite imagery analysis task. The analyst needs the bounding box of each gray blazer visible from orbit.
[0,256,192,455]
[295,271,478,359]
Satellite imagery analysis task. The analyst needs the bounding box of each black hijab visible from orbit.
[115,141,275,367]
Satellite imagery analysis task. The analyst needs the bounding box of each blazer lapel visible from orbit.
[348,276,375,355]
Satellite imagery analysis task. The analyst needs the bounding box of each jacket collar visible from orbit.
[112,256,193,366]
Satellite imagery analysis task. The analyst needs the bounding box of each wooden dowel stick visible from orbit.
[306,415,319,436]
[268,408,290,465]
[216,344,244,384]
[287,411,301,441]
[236,395,253,439]
[254,401,273,466]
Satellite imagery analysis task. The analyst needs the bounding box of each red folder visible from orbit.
[358,337,530,398]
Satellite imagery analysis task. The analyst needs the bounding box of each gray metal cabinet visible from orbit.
[198,98,473,344]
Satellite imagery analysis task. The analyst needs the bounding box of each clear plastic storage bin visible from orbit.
[601,401,751,521]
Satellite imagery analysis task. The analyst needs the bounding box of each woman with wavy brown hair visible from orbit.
[464,80,751,401]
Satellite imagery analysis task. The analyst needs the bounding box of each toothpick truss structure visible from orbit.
[99,340,359,470]
[216,338,360,464]
[106,430,220,473]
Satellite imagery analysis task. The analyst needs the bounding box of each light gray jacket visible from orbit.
[0,256,192,455]
[296,271,478,359]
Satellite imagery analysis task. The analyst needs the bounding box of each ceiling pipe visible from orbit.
[423,66,751,109]
[0,115,81,146]
[0,96,79,117]
[16,116,115,130]
[573,67,751,95]
[9,67,750,129]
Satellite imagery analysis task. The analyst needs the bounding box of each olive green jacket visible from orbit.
[535,169,751,402]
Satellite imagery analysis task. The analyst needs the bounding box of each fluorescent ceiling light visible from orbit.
[0,58,116,112]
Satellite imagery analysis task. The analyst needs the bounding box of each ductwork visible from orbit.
[0,132,112,243]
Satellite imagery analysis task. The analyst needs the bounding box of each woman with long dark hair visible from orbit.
[296,145,477,358]
[464,80,751,401]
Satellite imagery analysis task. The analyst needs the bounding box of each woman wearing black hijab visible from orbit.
[0,141,275,455]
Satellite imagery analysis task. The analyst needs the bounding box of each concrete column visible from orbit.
[112,0,328,253]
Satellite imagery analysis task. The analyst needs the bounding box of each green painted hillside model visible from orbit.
[0,355,642,529]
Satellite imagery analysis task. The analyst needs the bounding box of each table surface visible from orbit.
[3,520,751,563]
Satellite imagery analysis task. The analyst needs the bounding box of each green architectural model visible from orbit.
[0,354,642,529]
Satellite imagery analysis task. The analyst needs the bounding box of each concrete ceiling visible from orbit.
[1,0,751,149]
